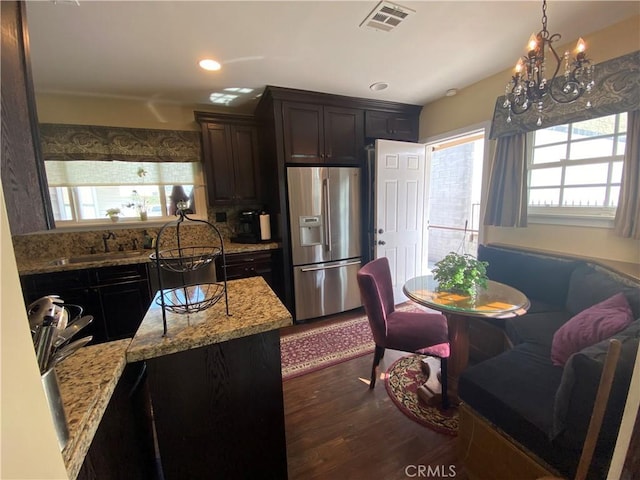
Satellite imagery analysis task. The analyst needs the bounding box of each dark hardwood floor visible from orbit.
[282,308,467,480]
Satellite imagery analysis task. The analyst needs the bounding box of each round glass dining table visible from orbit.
[403,276,530,319]
[403,275,530,402]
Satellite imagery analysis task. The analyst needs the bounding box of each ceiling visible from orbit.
[25,1,640,114]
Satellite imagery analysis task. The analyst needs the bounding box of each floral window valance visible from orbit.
[39,123,202,162]
[490,50,640,139]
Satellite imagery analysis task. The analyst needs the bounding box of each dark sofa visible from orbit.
[458,244,640,479]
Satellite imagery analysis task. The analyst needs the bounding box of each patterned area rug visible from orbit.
[280,304,426,380]
[280,315,374,380]
[385,354,459,436]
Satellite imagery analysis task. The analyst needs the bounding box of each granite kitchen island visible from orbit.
[127,276,292,479]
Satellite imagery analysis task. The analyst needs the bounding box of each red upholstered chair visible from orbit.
[357,257,451,409]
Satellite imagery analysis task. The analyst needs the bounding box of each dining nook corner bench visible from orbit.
[457,244,640,480]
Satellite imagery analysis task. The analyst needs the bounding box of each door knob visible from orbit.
[378,240,386,245]
[378,229,384,234]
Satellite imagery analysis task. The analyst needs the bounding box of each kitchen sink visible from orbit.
[48,251,147,266]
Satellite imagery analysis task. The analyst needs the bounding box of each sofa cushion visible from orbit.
[553,319,640,444]
[459,342,563,438]
[551,293,634,366]
[505,310,571,347]
[478,245,582,307]
[458,342,581,475]
[565,265,640,318]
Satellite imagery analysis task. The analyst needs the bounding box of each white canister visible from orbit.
[259,213,271,241]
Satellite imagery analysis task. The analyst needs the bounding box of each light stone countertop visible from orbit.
[56,338,130,480]
[17,241,280,275]
[54,276,291,478]
[127,276,292,362]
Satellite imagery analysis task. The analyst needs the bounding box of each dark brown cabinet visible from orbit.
[365,110,420,141]
[282,102,363,165]
[21,264,151,344]
[77,362,155,480]
[196,112,261,205]
[145,330,287,479]
[255,86,422,314]
[217,249,283,301]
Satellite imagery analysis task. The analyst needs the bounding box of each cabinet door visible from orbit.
[230,125,260,203]
[282,102,324,164]
[21,270,107,345]
[77,363,155,480]
[364,110,419,142]
[98,280,151,341]
[216,250,283,301]
[323,106,364,165]
[201,123,235,204]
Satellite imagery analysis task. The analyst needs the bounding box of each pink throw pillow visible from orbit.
[551,293,634,366]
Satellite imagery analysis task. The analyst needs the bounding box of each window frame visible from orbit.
[526,112,626,225]
[48,163,208,228]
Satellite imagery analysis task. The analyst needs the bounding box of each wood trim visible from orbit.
[458,404,559,480]
[1,1,54,233]
[258,85,423,114]
[485,243,640,282]
[622,403,640,478]
[20,1,54,229]
[194,111,257,126]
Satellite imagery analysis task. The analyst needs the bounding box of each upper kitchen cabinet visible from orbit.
[282,102,363,166]
[1,1,54,234]
[255,86,422,312]
[195,112,261,206]
[364,110,420,142]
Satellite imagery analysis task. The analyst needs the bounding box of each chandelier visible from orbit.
[503,0,595,126]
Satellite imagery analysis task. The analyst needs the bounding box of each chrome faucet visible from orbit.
[102,231,116,253]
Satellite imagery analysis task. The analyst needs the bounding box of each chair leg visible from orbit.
[370,345,385,389]
[440,357,449,409]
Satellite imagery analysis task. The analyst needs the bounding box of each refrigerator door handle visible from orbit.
[323,178,332,253]
[300,260,361,272]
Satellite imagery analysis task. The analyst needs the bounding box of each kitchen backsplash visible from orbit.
[11,205,259,264]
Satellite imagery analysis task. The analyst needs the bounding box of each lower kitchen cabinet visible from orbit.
[216,249,284,301]
[77,362,156,480]
[21,263,152,344]
[145,330,287,479]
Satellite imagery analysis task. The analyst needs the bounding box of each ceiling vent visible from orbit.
[360,1,415,32]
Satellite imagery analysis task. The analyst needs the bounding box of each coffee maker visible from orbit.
[232,210,261,244]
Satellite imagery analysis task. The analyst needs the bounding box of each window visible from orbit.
[527,112,626,219]
[46,160,206,225]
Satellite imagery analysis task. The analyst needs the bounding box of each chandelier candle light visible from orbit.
[503,0,594,126]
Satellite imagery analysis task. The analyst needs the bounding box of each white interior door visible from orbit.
[375,139,428,303]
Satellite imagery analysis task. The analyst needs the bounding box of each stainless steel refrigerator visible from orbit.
[287,166,362,321]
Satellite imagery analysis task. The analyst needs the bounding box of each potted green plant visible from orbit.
[432,252,489,295]
[105,208,121,222]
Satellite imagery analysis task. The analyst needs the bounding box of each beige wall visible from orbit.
[420,16,640,265]
[36,92,227,131]
[1,187,68,479]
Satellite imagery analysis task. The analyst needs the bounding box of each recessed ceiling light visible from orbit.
[199,59,221,71]
[370,82,389,91]
[445,88,458,97]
